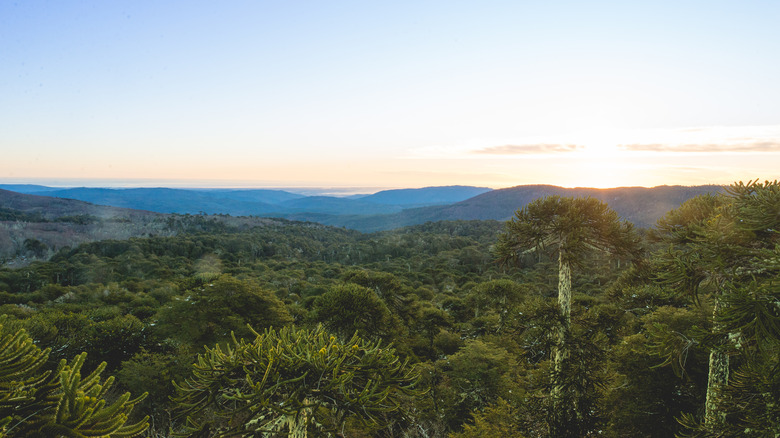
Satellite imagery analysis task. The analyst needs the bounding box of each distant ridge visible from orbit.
[275,196,402,215]
[288,184,726,232]
[0,184,64,194]
[357,186,492,207]
[418,184,727,227]
[0,185,491,217]
[0,189,282,264]
[1,184,726,233]
[27,187,283,216]
[0,188,158,220]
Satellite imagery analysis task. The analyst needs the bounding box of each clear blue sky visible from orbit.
[2,1,779,189]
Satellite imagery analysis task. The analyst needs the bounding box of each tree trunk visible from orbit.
[704,297,729,429]
[288,407,310,438]
[550,249,573,436]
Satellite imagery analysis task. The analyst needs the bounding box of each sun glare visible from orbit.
[543,130,635,188]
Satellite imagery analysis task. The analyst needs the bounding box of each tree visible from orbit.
[342,270,420,325]
[705,181,780,436]
[604,305,710,437]
[652,180,780,435]
[310,283,401,342]
[652,193,739,430]
[0,321,50,435]
[435,339,517,431]
[0,318,148,437]
[450,398,527,438]
[172,325,423,437]
[467,279,527,331]
[155,275,293,348]
[495,196,639,437]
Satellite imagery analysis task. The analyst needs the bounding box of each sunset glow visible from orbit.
[1,1,779,190]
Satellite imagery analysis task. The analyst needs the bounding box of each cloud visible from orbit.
[619,140,780,153]
[473,143,583,155]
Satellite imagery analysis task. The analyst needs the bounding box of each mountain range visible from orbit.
[1,183,726,264]
[282,184,725,232]
[0,185,492,217]
[1,184,724,233]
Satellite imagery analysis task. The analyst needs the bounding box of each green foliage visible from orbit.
[604,306,709,437]
[0,318,148,437]
[0,320,51,434]
[496,196,640,437]
[467,279,527,331]
[172,325,423,437]
[3,191,775,436]
[413,305,453,359]
[155,275,293,348]
[117,347,192,419]
[648,180,780,436]
[726,179,780,235]
[450,398,527,438]
[721,348,780,437]
[37,353,148,437]
[0,208,47,223]
[10,309,148,372]
[310,283,401,342]
[435,339,517,430]
[495,196,641,267]
[342,270,420,324]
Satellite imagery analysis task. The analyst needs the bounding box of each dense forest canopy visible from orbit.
[0,181,778,437]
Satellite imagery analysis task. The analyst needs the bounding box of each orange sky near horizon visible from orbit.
[2,2,779,190]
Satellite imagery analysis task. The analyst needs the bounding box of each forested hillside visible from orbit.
[0,189,284,266]
[1,185,724,234]
[283,185,725,231]
[0,185,491,218]
[0,181,777,437]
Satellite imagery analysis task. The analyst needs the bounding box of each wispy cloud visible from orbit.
[473,144,583,155]
[619,140,780,153]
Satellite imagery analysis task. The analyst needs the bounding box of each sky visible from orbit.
[1,1,779,190]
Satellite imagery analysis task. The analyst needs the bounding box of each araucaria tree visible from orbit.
[496,196,639,437]
[172,325,423,437]
[652,180,780,435]
[0,318,148,437]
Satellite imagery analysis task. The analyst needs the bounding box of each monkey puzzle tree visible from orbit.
[651,192,740,431]
[172,325,423,437]
[653,181,780,435]
[495,196,639,437]
[0,318,148,437]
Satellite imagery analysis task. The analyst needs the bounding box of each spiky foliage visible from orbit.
[0,319,148,437]
[0,320,52,436]
[651,180,780,436]
[450,398,527,438]
[652,192,747,431]
[496,196,640,269]
[495,196,639,437]
[172,324,423,437]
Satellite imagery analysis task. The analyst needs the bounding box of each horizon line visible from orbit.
[0,178,731,193]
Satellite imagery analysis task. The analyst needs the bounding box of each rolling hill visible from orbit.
[0,190,281,265]
[27,188,282,216]
[356,185,493,206]
[0,185,492,217]
[286,185,726,232]
[1,184,726,238]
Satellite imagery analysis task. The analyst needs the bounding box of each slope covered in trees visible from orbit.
[0,190,290,266]
[2,184,724,234]
[0,181,776,437]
